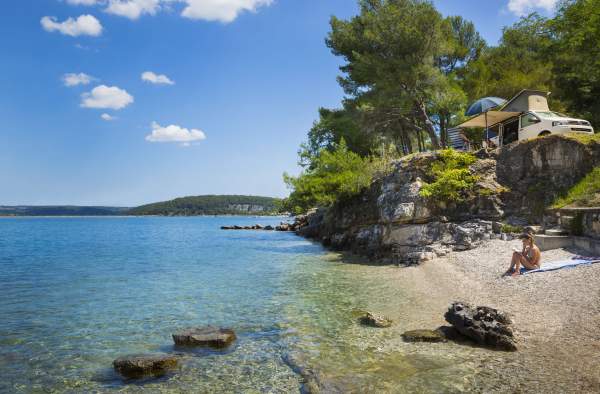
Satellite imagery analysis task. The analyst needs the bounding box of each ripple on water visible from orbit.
[1,217,488,393]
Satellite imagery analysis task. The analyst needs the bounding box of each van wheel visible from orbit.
[539,131,551,137]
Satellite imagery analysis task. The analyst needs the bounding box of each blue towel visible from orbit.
[521,256,600,274]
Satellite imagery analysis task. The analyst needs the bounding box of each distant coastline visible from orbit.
[0,195,284,217]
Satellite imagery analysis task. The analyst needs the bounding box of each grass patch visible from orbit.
[561,132,600,145]
[419,149,478,203]
[553,167,600,208]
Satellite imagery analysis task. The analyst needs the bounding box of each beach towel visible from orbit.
[521,255,600,274]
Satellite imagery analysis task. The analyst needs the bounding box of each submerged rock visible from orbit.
[401,329,447,343]
[113,353,178,379]
[172,326,237,348]
[444,301,516,351]
[359,312,393,328]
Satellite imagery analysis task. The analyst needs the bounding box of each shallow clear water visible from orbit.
[0,217,477,393]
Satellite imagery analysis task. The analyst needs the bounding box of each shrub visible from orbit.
[283,140,376,214]
[501,224,523,234]
[419,149,478,203]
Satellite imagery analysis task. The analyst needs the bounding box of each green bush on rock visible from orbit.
[419,149,478,203]
[283,139,380,214]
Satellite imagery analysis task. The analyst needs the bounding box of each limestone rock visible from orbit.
[401,329,447,343]
[359,312,393,328]
[276,223,291,232]
[444,302,516,351]
[172,326,237,348]
[113,353,178,379]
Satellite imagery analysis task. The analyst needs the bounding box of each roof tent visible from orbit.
[502,89,550,112]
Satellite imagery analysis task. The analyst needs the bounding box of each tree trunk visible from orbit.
[440,115,447,148]
[416,101,440,149]
[404,129,413,153]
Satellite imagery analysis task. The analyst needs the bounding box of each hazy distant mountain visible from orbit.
[0,206,129,216]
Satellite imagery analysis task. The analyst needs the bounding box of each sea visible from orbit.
[0,216,481,393]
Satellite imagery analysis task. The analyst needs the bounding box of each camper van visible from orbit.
[457,90,595,148]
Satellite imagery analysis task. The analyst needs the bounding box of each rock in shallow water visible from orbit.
[172,326,237,348]
[113,353,178,379]
[401,329,447,343]
[444,301,517,351]
[359,312,393,328]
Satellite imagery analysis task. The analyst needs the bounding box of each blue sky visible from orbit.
[0,0,558,206]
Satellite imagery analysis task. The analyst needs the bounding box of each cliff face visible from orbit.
[497,135,600,218]
[298,135,600,264]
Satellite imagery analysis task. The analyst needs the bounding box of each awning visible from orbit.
[456,111,521,129]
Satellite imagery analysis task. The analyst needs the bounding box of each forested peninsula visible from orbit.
[128,195,282,216]
[0,195,282,217]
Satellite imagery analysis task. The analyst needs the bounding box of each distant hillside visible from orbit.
[128,195,282,216]
[0,206,129,216]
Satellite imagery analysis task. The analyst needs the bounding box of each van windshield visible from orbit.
[535,111,565,118]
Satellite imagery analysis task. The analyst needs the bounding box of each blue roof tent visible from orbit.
[465,97,507,116]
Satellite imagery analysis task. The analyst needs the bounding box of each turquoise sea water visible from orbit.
[0,217,479,393]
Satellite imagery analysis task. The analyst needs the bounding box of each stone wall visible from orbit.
[497,135,600,220]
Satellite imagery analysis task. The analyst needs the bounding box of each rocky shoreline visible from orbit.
[210,137,600,391]
[274,136,600,265]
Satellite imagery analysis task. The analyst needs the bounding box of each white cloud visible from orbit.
[179,0,273,23]
[81,85,134,110]
[62,0,273,22]
[146,121,206,144]
[41,14,103,37]
[507,0,558,15]
[101,113,117,121]
[105,0,161,20]
[63,72,94,86]
[66,0,100,5]
[141,71,175,85]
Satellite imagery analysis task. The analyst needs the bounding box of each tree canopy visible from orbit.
[284,0,600,212]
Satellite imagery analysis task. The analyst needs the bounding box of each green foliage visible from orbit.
[553,167,600,208]
[327,0,450,149]
[290,0,600,212]
[551,0,600,127]
[439,15,485,74]
[419,149,478,202]
[283,140,384,213]
[128,195,282,216]
[501,224,524,234]
[460,13,555,102]
[562,132,600,145]
[299,106,378,168]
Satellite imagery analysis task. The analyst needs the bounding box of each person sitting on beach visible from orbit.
[505,233,541,276]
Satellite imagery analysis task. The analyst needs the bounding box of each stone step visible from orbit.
[525,225,543,235]
[545,228,569,236]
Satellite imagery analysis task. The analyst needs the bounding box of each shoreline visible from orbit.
[365,239,600,392]
[0,214,290,219]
